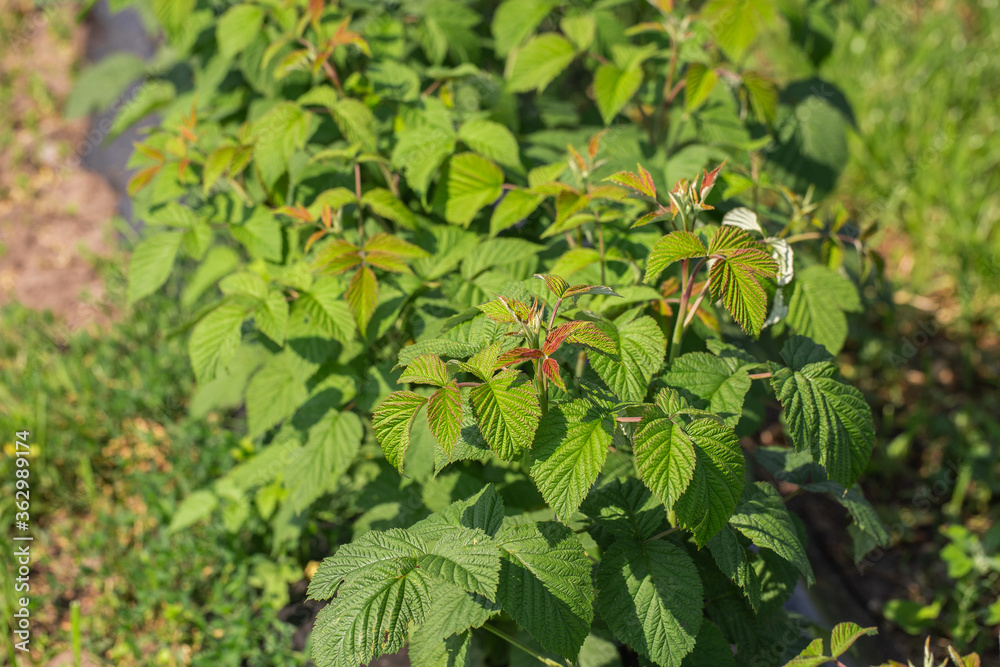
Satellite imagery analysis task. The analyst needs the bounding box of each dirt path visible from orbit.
[0,0,119,331]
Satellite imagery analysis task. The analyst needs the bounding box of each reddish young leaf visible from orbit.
[543,321,587,355]
[638,164,656,198]
[566,322,616,356]
[568,144,587,172]
[364,233,428,258]
[365,251,411,274]
[313,239,361,274]
[587,130,606,161]
[608,167,656,199]
[535,273,569,298]
[305,229,327,252]
[133,142,164,163]
[699,160,726,201]
[277,204,313,222]
[563,284,622,298]
[542,357,566,391]
[127,164,160,196]
[496,347,544,368]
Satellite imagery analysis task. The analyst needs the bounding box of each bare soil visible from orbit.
[0,0,118,332]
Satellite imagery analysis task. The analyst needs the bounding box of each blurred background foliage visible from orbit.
[0,0,997,664]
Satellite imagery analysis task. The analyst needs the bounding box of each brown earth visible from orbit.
[0,0,118,333]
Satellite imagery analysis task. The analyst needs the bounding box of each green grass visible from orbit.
[0,256,306,665]
[825,0,1000,322]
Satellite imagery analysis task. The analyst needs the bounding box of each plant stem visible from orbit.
[748,372,771,380]
[483,623,565,667]
[71,600,82,667]
[683,278,711,328]
[354,161,365,242]
[646,526,680,542]
[616,416,643,423]
[536,361,549,416]
[547,297,564,333]
[596,217,606,285]
[669,259,690,362]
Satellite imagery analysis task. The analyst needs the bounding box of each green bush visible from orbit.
[107,0,891,663]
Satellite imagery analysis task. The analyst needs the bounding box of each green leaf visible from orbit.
[217,5,265,58]
[596,538,702,667]
[188,300,247,384]
[469,369,541,460]
[282,411,363,515]
[168,490,218,532]
[401,354,449,386]
[408,629,472,667]
[729,482,814,584]
[560,13,596,51]
[634,407,745,545]
[308,528,427,600]
[65,53,147,119]
[829,622,877,659]
[182,246,240,307]
[297,278,356,342]
[427,382,463,454]
[491,0,560,56]
[783,638,827,667]
[443,153,504,227]
[703,0,778,62]
[128,231,184,304]
[231,208,283,262]
[530,400,614,521]
[497,522,595,659]
[310,563,432,667]
[246,352,309,439]
[581,477,666,542]
[784,265,861,354]
[459,119,521,171]
[418,526,501,599]
[706,526,761,611]
[419,585,498,641]
[253,103,311,189]
[684,63,718,112]
[254,290,289,345]
[331,98,377,151]
[590,316,665,403]
[490,189,544,236]
[506,33,577,93]
[362,188,417,229]
[410,486,507,542]
[709,246,779,337]
[594,62,644,125]
[391,109,456,201]
[681,620,737,667]
[373,391,428,473]
[663,352,752,427]
[770,336,874,488]
[346,266,378,335]
[645,231,707,284]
